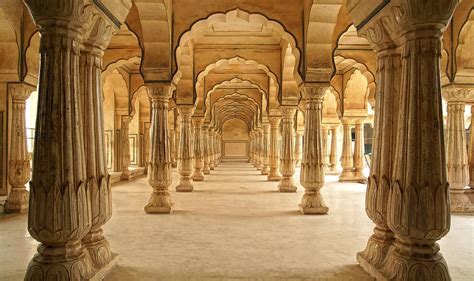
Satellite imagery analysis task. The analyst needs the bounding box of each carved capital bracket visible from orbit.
[442,85,474,103]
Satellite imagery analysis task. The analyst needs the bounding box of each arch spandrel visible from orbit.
[0,7,19,82]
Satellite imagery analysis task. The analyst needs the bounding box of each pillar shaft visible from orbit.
[5,83,33,213]
[322,126,329,173]
[209,130,215,170]
[329,126,339,174]
[176,106,194,192]
[299,85,329,214]
[278,107,297,192]
[268,117,281,181]
[24,3,91,278]
[192,118,204,181]
[353,121,366,180]
[144,84,173,213]
[202,126,211,174]
[339,119,354,181]
[446,100,469,189]
[295,131,303,167]
[470,105,474,189]
[120,116,132,180]
[144,123,151,172]
[169,128,176,168]
[261,123,270,175]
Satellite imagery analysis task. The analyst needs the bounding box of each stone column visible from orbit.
[174,122,181,168]
[356,42,399,274]
[144,83,174,214]
[202,125,211,174]
[261,123,270,175]
[248,131,254,163]
[120,116,132,181]
[339,119,354,181]
[278,106,297,192]
[299,84,329,214]
[192,118,204,181]
[176,106,194,192]
[322,126,330,173]
[295,131,303,167]
[443,88,473,212]
[144,122,151,173]
[23,1,92,278]
[371,2,457,279]
[79,24,119,272]
[328,126,339,174]
[268,117,281,181]
[169,128,177,168]
[251,131,257,166]
[470,105,474,189]
[353,120,367,181]
[214,132,220,166]
[209,129,215,170]
[5,83,33,213]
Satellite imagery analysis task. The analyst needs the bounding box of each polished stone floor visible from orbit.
[0,160,473,280]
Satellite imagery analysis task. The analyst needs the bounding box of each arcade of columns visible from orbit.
[0,0,473,280]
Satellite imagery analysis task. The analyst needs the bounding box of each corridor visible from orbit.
[1,161,472,281]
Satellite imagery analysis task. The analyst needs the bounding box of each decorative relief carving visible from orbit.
[278,107,297,192]
[176,106,195,192]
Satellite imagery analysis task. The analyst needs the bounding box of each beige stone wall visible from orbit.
[222,119,249,158]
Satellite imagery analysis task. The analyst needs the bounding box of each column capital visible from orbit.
[303,82,328,100]
[192,117,204,127]
[280,106,297,117]
[144,122,151,130]
[147,82,173,100]
[121,115,132,126]
[269,116,281,128]
[177,105,194,117]
[442,86,474,103]
[8,82,35,101]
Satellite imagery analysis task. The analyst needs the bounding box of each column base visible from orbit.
[83,229,113,271]
[144,191,174,214]
[374,242,450,281]
[210,163,215,170]
[176,177,194,192]
[261,166,269,175]
[339,172,366,183]
[5,188,29,213]
[90,253,119,281]
[192,170,204,181]
[203,165,211,175]
[267,174,281,181]
[299,192,329,214]
[356,227,394,277]
[450,189,474,213]
[120,170,131,181]
[278,177,297,192]
[25,245,91,281]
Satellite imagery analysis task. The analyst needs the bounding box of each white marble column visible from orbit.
[209,129,215,170]
[120,116,132,181]
[328,126,339,175]
[295,131,303,167]
[443,88,473,213]
[268,117,281,181]
[202,125,211,174]
[5,83,33,213]
[339,119,354,181]
[322,126,330,174]
[176,106,194,192]
[299,85,329,214]
[144,84,174,213]
[192,118,204,181]
[278,107,297,192]
[169,127,177,168]
[261,123,270,175]
[353,120,367,181]
[23,1,92,278]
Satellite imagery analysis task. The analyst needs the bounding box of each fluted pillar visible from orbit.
[174,122,181,168]
[299,84,329,214]
[144,122,151,173]
[255,129,262,170]
[5,83,33,213]
[443,88,473,213]
[192,118,204,181]
[120,116,132,181]
[169,128,177,168]
[339,119,354,181]
[470,106,474,189]
[251,131,257,166]
[353,120,367,181]
[328,126,339,175]
[278,107,297,192]
[268,117,281,181]
[176,106,194,192]
[295,131,303,167]
[209,129,215,170]
[322,126,330,174]
[144,83,173,214]
[202,125,211,174]
[248,131,254,163]
[261,123,270,175]
[23,1,92,278]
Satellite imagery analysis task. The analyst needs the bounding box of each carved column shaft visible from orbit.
[322,126,330,173]
[295,131,303,167]
[202,126,210,174]
[169,128,176,168]
[192,118,204,181]
[329,126,339,174]
[278,107,297,192]
[144,84,173,214]
[120,116,132,180]
[6,83,33,213]
[268,117,281,181]
[470,105,474,189]
[446,100,469,189]
[24,5,91,278]
[261,123,270,175]
[339,119,354,181]
[144,122,151,171]
[299,86,328,214]
[353,120,366,180]
[176,107,194,192]
[209,130,215,170]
